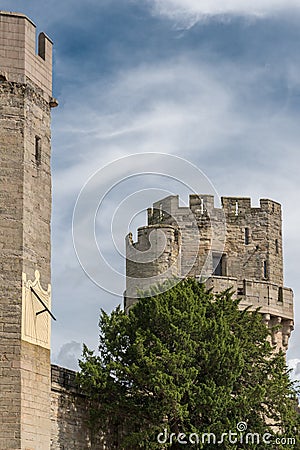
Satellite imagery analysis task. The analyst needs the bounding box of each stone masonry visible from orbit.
[125,194,294,351]
[0,11,55,449]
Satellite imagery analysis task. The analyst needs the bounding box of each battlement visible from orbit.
[147,195,281,224]
[51,365,80,395]
[126,225,180,269]
[205,276,294,350]
[126,192,286,308]
[127,224,180,250]
[205,276,293,320]
[146,194,283,284]
[0,11,53,97]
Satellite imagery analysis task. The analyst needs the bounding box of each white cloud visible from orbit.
[288,359,300,383]
[52,341,82,371]
[148,0,300,26]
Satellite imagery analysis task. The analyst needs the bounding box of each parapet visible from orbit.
[51,365,79,394]
[147,194,281,224]
[0,11,53,97]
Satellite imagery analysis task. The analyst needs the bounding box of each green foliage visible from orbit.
[78,278,299,449]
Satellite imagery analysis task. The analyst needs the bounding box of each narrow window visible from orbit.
[275,239,279,254]
[213,253,226,276]
[35,136,41,165]
[38,33,46,60]
[263,260,267,279]
[200,198,204,215]
[245,227,249,245]
[159,203,163,221]
[278,287,283,302]
[235,201,239,216]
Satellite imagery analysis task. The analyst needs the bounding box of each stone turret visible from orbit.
[125,195,294,351]
[0,11,56,449]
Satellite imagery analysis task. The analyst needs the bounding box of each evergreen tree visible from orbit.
[78,278,299,449]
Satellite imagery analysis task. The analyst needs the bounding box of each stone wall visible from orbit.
[126,194,294,350]
[21,341,51,448]
[125,225,180,311]
[0,11,52,96]
[127,194,286,297]
[0,11,54,449]
[147,194,283,284]
[51,365,115,450]
[0,72,24,450]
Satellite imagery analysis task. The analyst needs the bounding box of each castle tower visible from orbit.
[125,195,294,351]
[0,12,56,449]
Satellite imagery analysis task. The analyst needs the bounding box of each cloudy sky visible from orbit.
[3,1,300,379]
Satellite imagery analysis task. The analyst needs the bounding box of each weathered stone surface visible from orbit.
[50,365,113,450]
[126,194,294,350]
[0,11,53,449]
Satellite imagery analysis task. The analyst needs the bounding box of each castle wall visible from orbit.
[0,11,54,449]
[21,342,51,448]
[126,194,294,350]
[125,225,180,311]
[50,365,111,450]
[0,63,24,450]
[147,195,283,284]
[0,12,52,96]
[22,71,52,285]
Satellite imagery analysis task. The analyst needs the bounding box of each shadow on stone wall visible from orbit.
[50,365,120,449]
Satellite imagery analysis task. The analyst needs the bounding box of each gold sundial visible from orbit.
[21,270,52,349]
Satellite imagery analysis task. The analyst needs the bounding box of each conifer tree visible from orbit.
[78,279,299,449]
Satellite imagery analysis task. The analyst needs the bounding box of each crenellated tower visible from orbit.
[0,11,57,449]
[125,195,294,351]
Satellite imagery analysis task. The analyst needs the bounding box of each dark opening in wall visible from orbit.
[213,253,226,276]
[38,33,46,60]
[237,286,244,296]
[278,287,283,302]
[245,227,250,245]
[275,239,279,254]
[263,260,268,279]
[35,136,41,165]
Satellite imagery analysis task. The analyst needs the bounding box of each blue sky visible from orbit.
[3,1,300,379]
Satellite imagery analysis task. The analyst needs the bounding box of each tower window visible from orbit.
[245,227,250,245]
[235,201,239,216]
[38,33,46,60]
[275,239,279,254]
[200,198,204,214]
[35,136,41,165]
[263,260,268,279]
[213,253,226,276]
[159,203,163,221]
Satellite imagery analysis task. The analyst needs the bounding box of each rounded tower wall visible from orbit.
[125,225,180,311]
[126,194,293,351]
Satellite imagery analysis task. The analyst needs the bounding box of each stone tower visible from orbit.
[0,12,56,449]
[125,195,294,351]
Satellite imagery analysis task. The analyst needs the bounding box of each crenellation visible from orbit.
[149,195,283,224]
[0,11,53,97]
[126,193,294,351]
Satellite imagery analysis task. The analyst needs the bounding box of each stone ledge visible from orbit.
[51,364,82,395]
